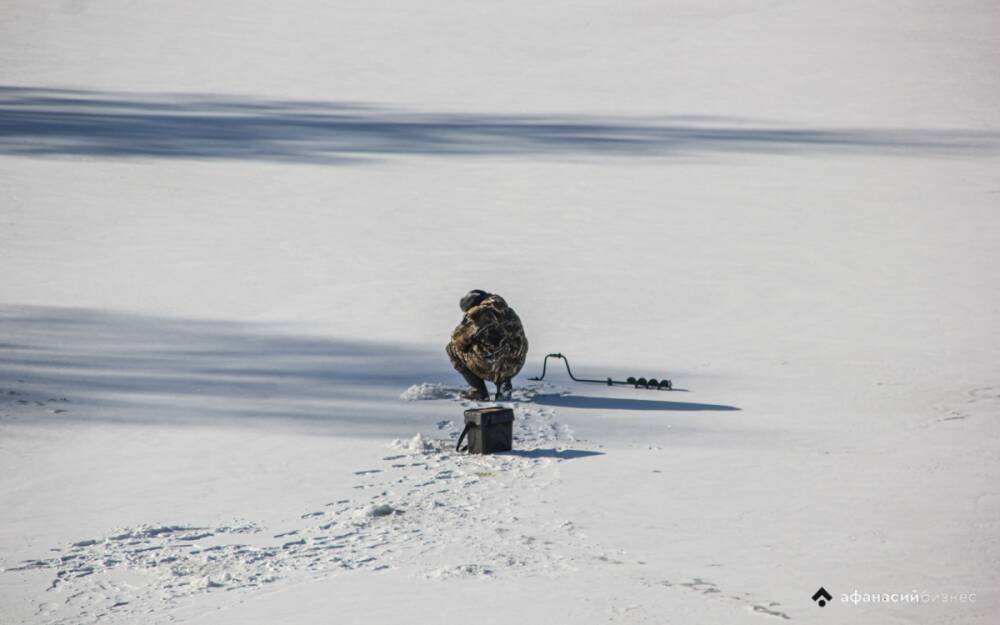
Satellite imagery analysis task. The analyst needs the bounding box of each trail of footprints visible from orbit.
[0,386,71,421]
[933,385,1000,424]
[648,577,791,620]
[15,383,991,622]
[9,387,613,625]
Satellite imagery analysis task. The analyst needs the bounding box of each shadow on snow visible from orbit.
[0,305,454,436]
[531,394,740,412]
[505,448,605,460]
[1,86,995,164]
[1,306,740,435]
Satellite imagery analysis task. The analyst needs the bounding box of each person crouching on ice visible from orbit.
[447,290,528,401]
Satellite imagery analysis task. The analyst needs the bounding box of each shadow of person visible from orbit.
[531,394,740,412]
[503,448,605,460]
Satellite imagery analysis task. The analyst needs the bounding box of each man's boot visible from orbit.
[494,379,513,401]
[457,366,489,401]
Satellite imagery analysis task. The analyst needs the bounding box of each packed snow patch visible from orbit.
[399,383,458,401]
[429,563,494,579]
[356,503,399,518]
[389,433,446,453]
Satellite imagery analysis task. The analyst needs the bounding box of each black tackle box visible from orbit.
[458,407,514,454]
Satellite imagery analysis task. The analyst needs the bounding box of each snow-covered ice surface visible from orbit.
[4,385,598,624]
[2,1,999,623]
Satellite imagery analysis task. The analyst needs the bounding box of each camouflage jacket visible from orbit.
[447,294,528,383]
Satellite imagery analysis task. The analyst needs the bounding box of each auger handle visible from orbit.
[528,353,564,381]
[528,352,674,390]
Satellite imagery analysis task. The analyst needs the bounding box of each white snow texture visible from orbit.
[2,1,999,624]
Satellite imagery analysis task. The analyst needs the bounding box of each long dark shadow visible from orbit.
[504,448,605,460]
[0,305,456,435]
[532,394,740,412]
[1,86,994,163]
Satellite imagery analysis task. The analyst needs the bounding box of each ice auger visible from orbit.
[528,353,673,390]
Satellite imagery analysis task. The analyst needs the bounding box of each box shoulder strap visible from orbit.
[455,422,475,452]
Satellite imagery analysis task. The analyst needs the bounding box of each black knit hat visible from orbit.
[460,290,490,312]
